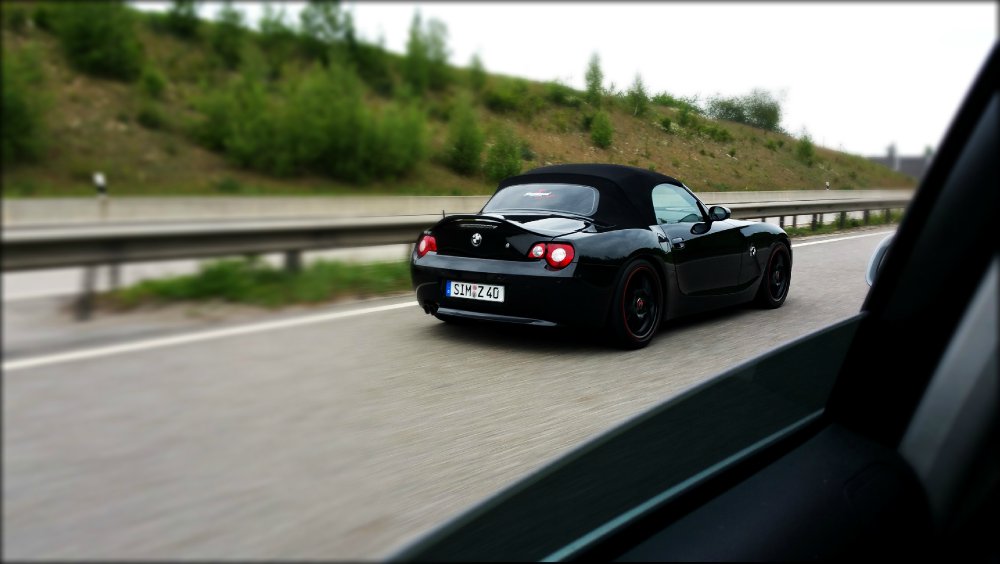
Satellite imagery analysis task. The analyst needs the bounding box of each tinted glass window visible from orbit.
[652,184,703,224]
[483,184,599,216]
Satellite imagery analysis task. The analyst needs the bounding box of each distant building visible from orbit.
[867,144,933,181]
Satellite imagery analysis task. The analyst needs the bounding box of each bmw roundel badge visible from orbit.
[471,233,482,247]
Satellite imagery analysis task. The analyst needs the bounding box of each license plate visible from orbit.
[445,280,505,302]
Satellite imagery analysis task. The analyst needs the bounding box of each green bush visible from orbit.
[193,63,425,182]
[136,103,166,130]
[677,107,698,128]
[3,5,29,33]
[796,134,816,166]
[703,125,733,143]
[585,53,603,107]
[590,111,613,149]
[140,66,167,99]
[361,103,427,180]
[545,81,582,108]
[705,97,746,123]
[257,4,299,80]
[652,92,702,114]
[2,49,47,166]
[298,0,350,63]
[625,74,649,117]
[213,176,243,194]
[520,141,536,161]
[33,3,55,31]
[484,127,523,181]
[468,53,486,92]
[403,12,451,94]
[483,79,522,113]
[348,37,395,96]
[53,2,144,81]
[705,89,782,132]
[446,98,484,176]
[660,117,672,132]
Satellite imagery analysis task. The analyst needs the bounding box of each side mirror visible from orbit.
[708,205,731,221]
[866,235,894,287]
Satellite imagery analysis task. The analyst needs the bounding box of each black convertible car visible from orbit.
[410,164,791,348]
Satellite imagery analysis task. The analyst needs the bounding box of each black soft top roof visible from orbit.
[494,164,687,227]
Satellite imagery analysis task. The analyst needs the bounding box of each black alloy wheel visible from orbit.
[756,242,791,308]
[610,259,664,349]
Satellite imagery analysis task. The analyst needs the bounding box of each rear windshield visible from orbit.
[482,184,599,216]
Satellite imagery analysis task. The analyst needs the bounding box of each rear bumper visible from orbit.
[411,252,612,328]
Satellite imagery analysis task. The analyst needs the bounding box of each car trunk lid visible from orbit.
[432,213,590,259]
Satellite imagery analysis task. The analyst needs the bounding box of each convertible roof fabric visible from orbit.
[494,164,687,227]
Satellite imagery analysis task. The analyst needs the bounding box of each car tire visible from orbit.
[755,242,791,308]
[609,259,664,349]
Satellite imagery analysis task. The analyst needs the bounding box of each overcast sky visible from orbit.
[136,2,996,156]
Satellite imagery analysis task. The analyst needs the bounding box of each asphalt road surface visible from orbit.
[3,229,893,560]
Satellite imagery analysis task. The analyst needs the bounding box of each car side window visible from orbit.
[652,184,704,224]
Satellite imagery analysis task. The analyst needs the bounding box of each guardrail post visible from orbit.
[284,250,302,273]
[779,216,785,228]
[75,266,97,321]
[109,262,121,290]
[811,214,818,230]
[863,210,870,225]
[884,208,891,222]
[838,211,847,228]
[792,215,797,228]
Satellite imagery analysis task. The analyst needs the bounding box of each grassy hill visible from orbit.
[1,2,916,198]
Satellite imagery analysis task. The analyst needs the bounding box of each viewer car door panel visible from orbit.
[661,220,745,295]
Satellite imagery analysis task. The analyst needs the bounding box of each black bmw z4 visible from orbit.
[410,164,791,349]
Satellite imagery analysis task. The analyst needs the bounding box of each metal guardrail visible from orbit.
[2,197,911,272]
[1,196,909,319]
[2,216,440,272]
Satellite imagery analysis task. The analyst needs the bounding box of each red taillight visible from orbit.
[527,242,575,269]
[546,243,575,269]
[417,235,437,258]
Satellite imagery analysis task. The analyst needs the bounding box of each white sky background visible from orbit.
[135,2,996,157]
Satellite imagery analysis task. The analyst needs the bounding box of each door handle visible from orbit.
[671,237,686,250]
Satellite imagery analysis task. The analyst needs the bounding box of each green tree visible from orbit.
[484,126,522,181]
[626,73,649,117]
[585,53,604,107]
[165,0,199,38]
[743,89,782,132]
[425,18,450,91]
[258,3,298,79]
[347,27,395,96]
[53,2,144,81]
[211,1,244,69]
[446,97,484,175]
[403,11,430,94]
[468,53,486,92]
[298,0,347,63]
[590,110,613,149]
[795,132,816,166]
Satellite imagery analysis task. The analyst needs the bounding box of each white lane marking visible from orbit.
[791,230,894,248]
[3,301,417,372]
